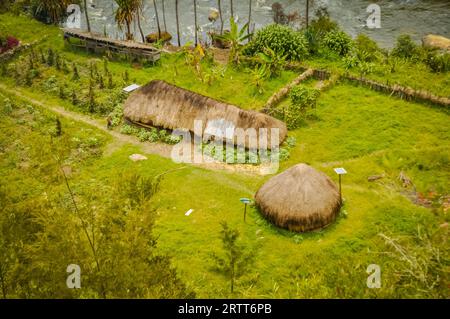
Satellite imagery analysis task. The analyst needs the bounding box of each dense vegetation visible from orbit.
[0,7,448,299]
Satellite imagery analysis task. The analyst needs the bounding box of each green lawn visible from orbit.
[1,82,448,298]
[0,13,448,299]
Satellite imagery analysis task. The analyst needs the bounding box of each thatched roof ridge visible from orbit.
[123,80,287,148]
[255,164,341,232]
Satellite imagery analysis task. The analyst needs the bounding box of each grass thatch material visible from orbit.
[124,80,287,148]
[255,164,341,232]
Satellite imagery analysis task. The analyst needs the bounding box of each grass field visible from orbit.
[0,13,449,298]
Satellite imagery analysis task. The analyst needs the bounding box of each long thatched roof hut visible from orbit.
[255,164,341,232]
[124,80,287,149]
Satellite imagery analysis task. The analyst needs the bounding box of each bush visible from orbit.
[1,98,14,115]
[309,9,338,36]
[285,86,320,129]
[426,52,450,73]
[244,24,308,61]
[138,129,152,142]
[391,35,418,59]
[354,34,383,62]
[148,128,160,143]
[0,35,19,54]
[324,30,353,56]
[120,124,138,135]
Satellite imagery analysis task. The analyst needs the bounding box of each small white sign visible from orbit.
[123,84,141,93]
[185,209,194,216]
[334,168,348,175]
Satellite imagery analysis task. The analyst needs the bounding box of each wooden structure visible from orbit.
[63,28,161,63]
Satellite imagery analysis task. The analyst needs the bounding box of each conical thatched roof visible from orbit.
[124,80,287,149]
[255,164,341,232]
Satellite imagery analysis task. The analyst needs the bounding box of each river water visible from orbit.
[75,0,450,48]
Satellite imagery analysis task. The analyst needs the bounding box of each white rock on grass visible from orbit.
[129,154,148,162]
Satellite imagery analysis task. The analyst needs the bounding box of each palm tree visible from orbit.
[83,0,91,32]
[175,0,181,46]
[153,0,162,39]
[114,0,138,40]
[35,0,71,25]
[194,0,198,46]
[216,18,250,64]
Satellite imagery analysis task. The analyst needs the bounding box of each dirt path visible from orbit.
[0,83,265,175]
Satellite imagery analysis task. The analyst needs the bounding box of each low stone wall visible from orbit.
[263,68,314,111]
[345,75,450,107]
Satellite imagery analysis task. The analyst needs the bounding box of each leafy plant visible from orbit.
[391,35,418,59]
[250,65,269,94]
[284,86,320,129]
[324,30,353,56]
[244,24,308,61]
[425,52,450,73]
[211,222,255,294]
[354,34,383,63]
[256,47,287,79]
[214,18,251,65]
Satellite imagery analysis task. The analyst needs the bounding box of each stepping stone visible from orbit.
[129,154,148,162]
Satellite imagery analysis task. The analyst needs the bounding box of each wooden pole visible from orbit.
[306,0,310,28]
[194,0,198,46]
[176,0,181,46]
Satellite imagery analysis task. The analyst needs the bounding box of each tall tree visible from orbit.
[218,0,224,35]
[212,222,254,294]
[194,0,198,46]
[83,0,91,32]
[175,0,181,46]
[162,0,167,32]
[247,0,252,39]
[230,0,234,19]
[135,0,145,42]
[153,0,162,39]
[114,0,137,40]
[34,0,71,24]
[306,0,310,28]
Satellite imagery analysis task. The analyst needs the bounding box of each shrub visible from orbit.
[163,134,182,145]
[426,52,450,73]
[343,54,360,70]
[148,128,160,143]
[309,9,338,36]
[120,124,138,135]
[285,136,297,148]
[244,24,308,61]
[391,35,418,59]
[285,86,320,129]
[324,30,353,56]
[1,98,14,115]
[138,129,152,142]
[279,148,290,161]
[256,47,287,77]
[354,34,383,62]
[0,35,19,54]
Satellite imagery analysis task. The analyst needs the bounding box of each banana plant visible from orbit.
[257,47,287,77]
[215,18,251,65]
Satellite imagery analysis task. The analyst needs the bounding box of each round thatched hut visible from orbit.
[255,164,341,232]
